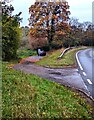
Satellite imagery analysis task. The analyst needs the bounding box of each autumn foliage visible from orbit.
[29,0,70,50]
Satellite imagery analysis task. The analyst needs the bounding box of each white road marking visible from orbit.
[87,79,92,85]
[83,72,86,76]
[76,49,93,97]
[76,52,83,71]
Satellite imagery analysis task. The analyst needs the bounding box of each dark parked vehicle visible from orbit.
[37,48,46,56]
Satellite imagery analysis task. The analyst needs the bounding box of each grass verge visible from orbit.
[17,48,37,59]
[2,61,93,119]
[36,47,87,68]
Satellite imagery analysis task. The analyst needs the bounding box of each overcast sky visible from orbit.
[10,0,93,26]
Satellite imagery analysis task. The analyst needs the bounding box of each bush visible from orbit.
[42,44,50,51]
[82,39,92,46]
[17,48,37,59]
[2,25,22,60]
[2,1,22,61]
[51,43,62,49]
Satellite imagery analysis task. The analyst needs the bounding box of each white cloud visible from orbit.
[9,0,93,26]
[67,0,93,6]
[10,0,36,26]
[67,0,93,22]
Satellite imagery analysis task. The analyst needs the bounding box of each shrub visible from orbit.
[2,1,22,61]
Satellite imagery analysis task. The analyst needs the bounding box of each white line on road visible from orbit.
[76,52,83,71]
[87,79,92,85]
[83,72,87,76]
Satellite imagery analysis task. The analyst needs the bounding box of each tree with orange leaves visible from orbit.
[29,0,70,49]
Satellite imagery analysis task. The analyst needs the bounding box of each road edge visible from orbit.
[75,50,94,100]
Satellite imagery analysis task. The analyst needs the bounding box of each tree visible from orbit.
[2,1,22,60]
[68,18,94,47]
[29,0,70,50]
[82,22,93,46]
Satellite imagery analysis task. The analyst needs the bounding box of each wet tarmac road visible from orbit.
[76,48,94,98]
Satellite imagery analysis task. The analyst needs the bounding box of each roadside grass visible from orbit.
[2,61,93,119]
[17,48,37,59]
[36,46,87,68]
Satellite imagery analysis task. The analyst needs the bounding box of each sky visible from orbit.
[10,0,94,26]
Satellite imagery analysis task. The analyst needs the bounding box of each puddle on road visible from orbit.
[50,72,62,75]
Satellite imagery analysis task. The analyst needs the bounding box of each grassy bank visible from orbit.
[36,47,87,68]
[2,61,93,119]
[17,48,37,59]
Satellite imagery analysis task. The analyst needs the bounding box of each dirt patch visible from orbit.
[19,56,43,64]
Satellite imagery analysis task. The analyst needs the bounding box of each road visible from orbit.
[76,48,94,98]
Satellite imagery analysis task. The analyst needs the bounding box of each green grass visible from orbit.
[0,60,2,118]
[36,47,87,68]
[17,48,37,59]
[2,61,93,119]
